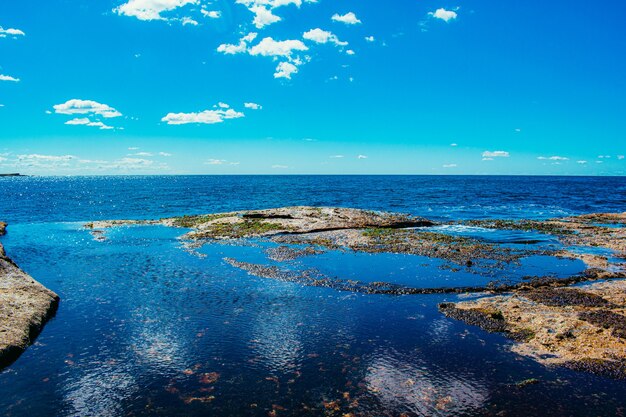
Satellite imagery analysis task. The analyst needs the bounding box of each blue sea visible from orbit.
[0,175,625,416]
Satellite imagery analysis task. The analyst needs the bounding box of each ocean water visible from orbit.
[0,175,625,416]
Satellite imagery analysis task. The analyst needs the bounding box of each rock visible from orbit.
[439,280,626,379]
[0,223,59,369]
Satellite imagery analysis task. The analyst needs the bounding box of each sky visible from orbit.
[0,0,625,175]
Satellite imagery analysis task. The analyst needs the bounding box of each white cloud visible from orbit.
[618,155,625,160]
[345,49,355,55]
[159,152,172,156]
[0,27,25,37]
[0,74,20,82]
[117,157,154,167]
[181,17,198,25]
[217,102,230,108]
[482,151,509,158]
[244,102,262,110]
[249,5,281,28]
[131,152,154,156]
[16,154,75,169]
[429,8,458,22]
[217,32,258,54]
[274,61,298,79]
[303,28,347,46]
[365,36,375,42]
[201,9,221,18]
[271,164,289,169]
[442,164,457,168]
[537,156,569,161]
[331,12,361,25]
[235,0,317,28]
[249,37,308,57]
[64,117,114,130]
[218,33,312,80]
[161,105,244,125]
[576,160,587,164]
[482,157,493,161]
[357,155,367,159]
[53,99,122,118]
[598,155,611,159]
[450,143,458,147]
[330,155,344,158]
[128,147,140,150]
[205,158,239,165]
[113,0,198,21]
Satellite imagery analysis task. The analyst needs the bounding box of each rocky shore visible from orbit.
[0,222,59,369]
[85,207,626,378]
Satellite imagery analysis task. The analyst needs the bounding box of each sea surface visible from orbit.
[0,175,625,416]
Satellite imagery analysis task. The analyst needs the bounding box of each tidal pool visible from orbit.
[1,222,625,416]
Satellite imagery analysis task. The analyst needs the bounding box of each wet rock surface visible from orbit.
[0,223,59,369]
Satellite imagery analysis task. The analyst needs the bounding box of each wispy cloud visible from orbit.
[205,159,240,165]
[482,150,509,158]
[538,156,569,161]
[244,102,262,110]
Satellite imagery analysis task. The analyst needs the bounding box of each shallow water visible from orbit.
[1,176,626,416]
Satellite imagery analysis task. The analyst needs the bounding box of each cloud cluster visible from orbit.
[52,99,122,130]
[218,25,354,79]
[218,33,312,79]
[161,103,245,125]
[2,152,170,173]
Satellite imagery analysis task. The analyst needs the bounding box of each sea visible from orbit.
[0,175,625,416]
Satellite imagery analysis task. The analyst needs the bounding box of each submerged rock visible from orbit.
[0,223,59,369]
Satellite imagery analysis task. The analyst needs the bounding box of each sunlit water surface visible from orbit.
[1,176,625,416]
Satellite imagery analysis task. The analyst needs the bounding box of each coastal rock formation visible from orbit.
[439,280,626,379]
[0,223,59,369]
[85,206,435,240]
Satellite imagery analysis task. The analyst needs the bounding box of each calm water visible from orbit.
[1,176,625,416]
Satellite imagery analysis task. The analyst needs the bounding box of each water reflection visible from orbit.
[364,351,488,415]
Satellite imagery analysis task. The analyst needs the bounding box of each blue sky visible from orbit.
[0,0,625,175]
